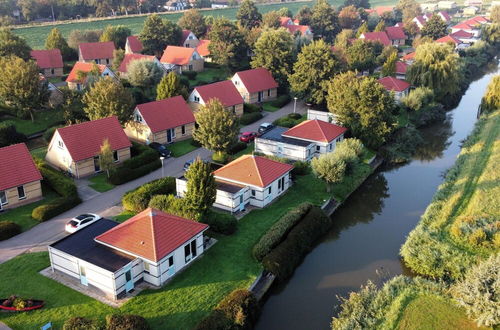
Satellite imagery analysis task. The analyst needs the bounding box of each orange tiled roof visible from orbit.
[282,120,347,143]
[160,46,195,66]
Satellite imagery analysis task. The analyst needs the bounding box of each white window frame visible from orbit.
[17,186,26,200]
[0,190,8,205]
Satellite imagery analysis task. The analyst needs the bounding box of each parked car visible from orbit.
[184,159,195,171]
[258,123,274,135]
[65,213,102,233]
[149,142,172,158]
[240,131,258,143]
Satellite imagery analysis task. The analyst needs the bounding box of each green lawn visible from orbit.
[88,173,115,192]
[184,67,229,88]
[112,210,135,223]
[30,146,48,160]
[262,102,280,112]
[233,142,254,158]
[0,185,59,232]
[167,138,199,157]
[1,109,64,136]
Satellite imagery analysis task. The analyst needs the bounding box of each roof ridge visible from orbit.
[149,209,158,262]
[251,156,265,187]
[58,116,118,132]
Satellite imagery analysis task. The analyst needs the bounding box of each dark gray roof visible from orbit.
[215,180,245,194]
[50,219,135,272]
[259,126,312,147]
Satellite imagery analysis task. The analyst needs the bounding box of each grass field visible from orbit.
[88,173,115,192]
[167,138,199,157]
[1,109,64,136]
[30,146,48,159]
[13,0,400,49]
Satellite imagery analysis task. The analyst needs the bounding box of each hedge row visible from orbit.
[108,160,161,185]
[268,95,291,108]
[244,103,261,113]
[0,222,21,241]
[262,206,331,281]
[228,141,247,155]
[122,177,176,212]
[240,112,263,125]
[195,289,259,330]
[63,314,149,330]
[253,203,313,261]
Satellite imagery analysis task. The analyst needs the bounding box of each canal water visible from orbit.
[256,65,499,330]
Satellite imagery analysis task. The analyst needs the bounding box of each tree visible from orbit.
[99,138,114,178]
[277,7,293,18]
[262,10,281,29]
[111,48,125,72]
[208,18,247,69]
[381,51,397,77]
[295,6,312,25]
[311,152,346,192]
[45,28,73,60]
[374,20,385,32]
[156,71,188,100]
[396,0,421,24]
[193,99,239,158]
[345,40,376,72]
[356,21,369,37]
[404,21,420,39]
[139,14,181,56]
[178,9,207,37]
[251,28,294,88]
[100,25,131,49]
[339,5,360,29]
[61,89,88,124]
[326,71,396,149]
[0,28,31,60]
[334,29,355,51]
[481,23,500,48]
[421,14,447,40]
[0,56,49,122]
[237,0,262,29]
[289,39,340,105]
[406,43,461,101]
[311,0,340,43]
[68,29,102,50]
[343,0,370,9]
[479,75,499,114]
[127,60,163,88]
[82,77,135,124]
[241,26,262,52]
[491,5,500,24]
[183,157,217,219]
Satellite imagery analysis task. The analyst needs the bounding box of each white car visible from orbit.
[65,213,102,233]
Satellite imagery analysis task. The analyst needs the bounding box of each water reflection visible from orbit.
[414,115,453,162]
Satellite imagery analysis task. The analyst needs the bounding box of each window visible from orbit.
[143,262,150,273]
[125,270,132,282]
[234,80,239,85]
[58,140,64,149]
[194,96,200,102]
[232,106,236,114]
[268,186,272,194]
[50,68,55,75]
[106,59,110,64]
[168,256,174,267]
[191,240,197,257]
[0,191,7,205]
[316,145,320,152]
[185,240,197,262]
[113,150,119,162]
[185,43,189,47]
[278,178,282,190]
[251,190,255,197]
[181,125,186,135]
[17,186,26,199]
[268,89,271,97]
[188,65,193,71]
[329,144,333,151]
[135,113,142,122]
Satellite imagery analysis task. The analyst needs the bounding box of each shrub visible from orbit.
[63,316,102,330]
[183,71,197,80]
[32,197,82,222]
[130,141,149,157]
[244,103,260,113]
[122,149,159,170]
[202,210,237,235]
[288,113,301,120]
[194,310,232,330]
[217,289,260,329]
[212,152,231,164]
[273,113,303,128]
[228,141,247,155]
[253,203,312,261]
[148,194,193,220]
[0,122,27,148]
[0,222,21,241]
[43,126,62,143]
[269,94,291,108]
[240,112,263,125]
[108,160,161,185]
[292,161,309,176]
[122,177,175,212]
[105,314,150,330]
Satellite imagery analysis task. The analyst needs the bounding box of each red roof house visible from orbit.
[117,53,158,75]
[231,68,279,104]
[280,17,293,26]
[160,46,204,73]
[45,116,132,178]
[436,35,462,46]
[282,120,347,144]
[195,39,211,59]
[378,76,410,101]
[78,41,115,66]
[286,25,313,39]
[402,51,416,64]
[359,32,392,47]
[395,61,409,79]
[180,30,199,48]
[125,36,143,54]
[189,80,244,116]
[30,49,63,77]
[385,26,407,46]
[0,143,43,209]
[65,62,116,90]
[450,29,474,39]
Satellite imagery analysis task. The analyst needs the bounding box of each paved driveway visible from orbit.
[0,100,307,264]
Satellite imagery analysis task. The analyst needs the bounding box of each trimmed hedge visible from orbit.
[202,210,237,235]
[253,203,313,261]
[292,161,310,176]
[122,149,159,170]
[244,103,261,113]
[105,314,150,330]
[273,113,303,128]
[108,160,161,185]
[269,94,291,108]
[0,221,22,241]
[63,316,102,330]
[262,206,331,281]
[240,112,263,125]
[122,177,176,212]
[228,141,247,155]
[32,197,82,222]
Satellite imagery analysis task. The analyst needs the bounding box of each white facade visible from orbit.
[307,109,339,124]
[255,138,315,162]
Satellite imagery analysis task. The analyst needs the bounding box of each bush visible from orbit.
[38,164,78,197]
[183,71,197,80]
[292,161,310,176]
[212,152,231,164]
[288,113,301,120]
[194,310,232,330]
[108,160,161,185]
[63,316,102,330]
[240,112,263,125]
[32,197,82,222]
[148,194,193,220]
[122,177,176,212]
[244,103,261,113]
[253,203,312,261]
[0,122,27,148]
[273,113,302,128]
[43,126,61,143]
[269,94,291,108]
[122,149,159,170]
[130,141,149,157]
[0,221,21,241]
[202,210,237,235]
[228,141,247,155]
[105,314,150,330]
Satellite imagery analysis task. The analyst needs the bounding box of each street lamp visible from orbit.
[293,97,298,114]
[160,156,165,178]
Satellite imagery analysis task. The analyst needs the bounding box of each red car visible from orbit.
[240,131,258,143]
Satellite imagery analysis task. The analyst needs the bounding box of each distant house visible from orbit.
[78,41,115,66]
[412,14,432,29]
[464,6,479,15]
[188,80,244,117]
[438,1,457,9]
[255,120,347,162]
[359,32,392,47]
[395,61,409,80]
[436,35,468,49]
[450,29,477,43]
[177,155,294,212]
[117,53,163,78]
[30,49,63,77]
[125,96,195,145]
[40,74,64,106]
[65,62,116,91]
[378,76,411,102]
[125,36,143,54]
[385,26,407,46]
[286,25,314,40]
[160,46,204,73]
[451,22,481,37]
[48,208,208,300]
[180,30,199,48]
[45,116,131,178]
[464,0,482,6]
[195,39,211,62]
[0,143,43,211]
[402,51,416,65]
[365,6,394,16]
[437,11,452,23]
[280,16,294,26]
[231,68,278,104]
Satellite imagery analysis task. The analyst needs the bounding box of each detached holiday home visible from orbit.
[125,36,143,54]
[0,143,43,211]
[188,80,244,117]
[66,62,116,91]
[30,49,64,77]
[48,208,209,300]
[231,68,278,104]
[378,76,411,102]
[125,96,195,145]
[78,41,116,66]
[180,30,199,48]
[45,116,131,178]
[160,46,204,73]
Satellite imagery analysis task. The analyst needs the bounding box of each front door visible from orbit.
[124,268,134,292]
[93,156,100,172]
[79,265,88,286]
[166,256,175,277]
[258,91,263,102]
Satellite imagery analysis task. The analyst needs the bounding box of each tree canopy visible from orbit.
[295,6,313,25]
[0,28,31,60]
[262,10,281,29]
[381,51,397,77]
[311,152,346,192]
[178,9,207,37]
[339,5,361,29]
[139,14,182,57]
[311,0,340,43]
[396,0,421,24]
[183,158,217,220]
[421,14,447,40]
[45,28,73,61]
[156,72,188,100]
[236,0,262,29]
[100,25,131,49]
[343,0,370,9]
[479,75,499,114]
[208,18,247,69]
[127,60,163,88]
[345,40,376,72]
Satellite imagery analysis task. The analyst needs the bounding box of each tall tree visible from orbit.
[99,138,114,178]
[100,25,131,49]
[343,0,370,9]
[334,28,355,51]
[374,20,385,32]
[208,18,247,69]
[127,60,163,88]
[193,99,239,159]
[111,48,125,72]
[237,0,262,29]
[68,29,102,50]
[339,5,361,29]
[381,51,397,77]
[356,21,369,37]
[326,71,396,149]
[311,152,346,192]
[311,0,340,43]
[156,71,187,100]
[396,0,421,24]
[82,77,135,124]
[0,28,31,60]
[421,14,447,40]
[183,157,217,219]
[479,75,499,114]
[251,28,294,88]
[262,10,281,29]
[289,39,339,105]
[345,39,376,72]
[139,14,181,56]
[277,7,293,18]
[491,5,500,24]
[45,28,73,60]
[295,5,312,25]
[178,9,207,37]
[0,56,50,122]
[406,43,461,101]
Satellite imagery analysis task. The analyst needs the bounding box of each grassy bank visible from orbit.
[400,108,499,279]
